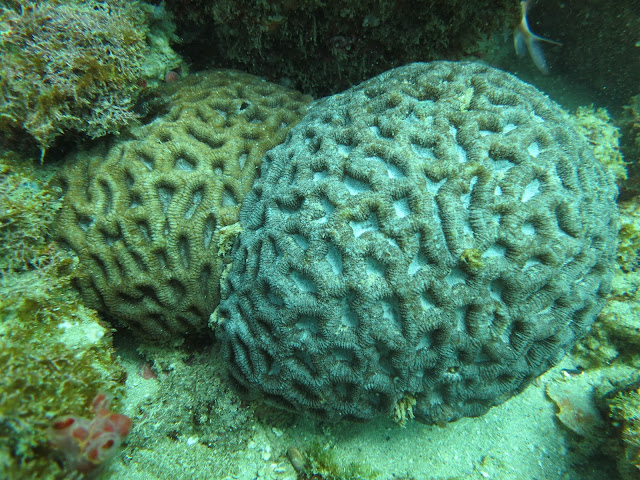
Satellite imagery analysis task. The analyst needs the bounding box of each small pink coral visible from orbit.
[49,393,131,476]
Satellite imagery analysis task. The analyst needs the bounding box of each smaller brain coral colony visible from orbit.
[55,70,311,343]
[216,61,619,424]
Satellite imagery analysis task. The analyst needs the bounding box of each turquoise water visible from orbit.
[1,1,639,479]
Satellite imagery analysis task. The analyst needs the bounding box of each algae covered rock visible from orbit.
[572,106,627,186]
[164,0,515,97]
[606,381,640,478]
[55,70,311,343]
[216,61,619,424]
[575,198,640,368]
[0,0,181,153]
[0,156,126,479]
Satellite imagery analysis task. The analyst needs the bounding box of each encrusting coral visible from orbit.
[55,70,312,343]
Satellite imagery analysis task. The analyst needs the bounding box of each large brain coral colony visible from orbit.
[55,70,311,343]
[215,62,619,424]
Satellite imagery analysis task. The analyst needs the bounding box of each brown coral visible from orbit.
[55,70,311,343]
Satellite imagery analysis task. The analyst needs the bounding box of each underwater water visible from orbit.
[1,1,640,479]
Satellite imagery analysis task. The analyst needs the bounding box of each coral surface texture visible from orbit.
[55,70,311,343]
[216,61,619,424]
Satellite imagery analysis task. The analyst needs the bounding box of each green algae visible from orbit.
[0,154,126,478]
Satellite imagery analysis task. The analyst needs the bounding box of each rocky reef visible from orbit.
[0,0,182,155]
[164,0,517,97]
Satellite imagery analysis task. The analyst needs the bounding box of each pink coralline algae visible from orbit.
[49,393,131,476]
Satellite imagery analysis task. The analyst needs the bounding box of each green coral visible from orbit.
[0,156,126,478]
[0,0,181,155]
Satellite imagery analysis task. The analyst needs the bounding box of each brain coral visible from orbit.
[55,70,311,343]
[216,62,619,424]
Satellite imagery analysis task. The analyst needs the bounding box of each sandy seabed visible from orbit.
[105,338,617,480]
